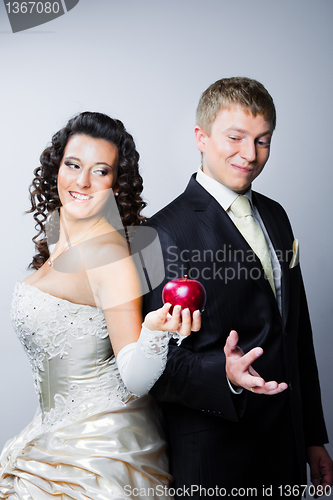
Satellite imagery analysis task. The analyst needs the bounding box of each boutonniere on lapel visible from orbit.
[289,239,299,268]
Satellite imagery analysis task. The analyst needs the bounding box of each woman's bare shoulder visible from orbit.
[81,228,130,270]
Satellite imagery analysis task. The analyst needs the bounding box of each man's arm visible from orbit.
[269,200,331,487]
[296,273,332,489]
[296,273,329,445]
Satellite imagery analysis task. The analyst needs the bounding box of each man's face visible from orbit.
[195,104,273,194]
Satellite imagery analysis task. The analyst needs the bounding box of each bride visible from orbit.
[0,112,200,499]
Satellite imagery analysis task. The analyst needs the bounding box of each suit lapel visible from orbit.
[252,192,290,327]
[184,176,278,310]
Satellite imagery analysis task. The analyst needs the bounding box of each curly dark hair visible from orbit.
[28,112,147,270]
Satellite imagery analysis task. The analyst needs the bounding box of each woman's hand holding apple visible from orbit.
[143,302,201,337]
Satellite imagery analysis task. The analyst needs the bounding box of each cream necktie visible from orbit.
[230,196,276,296]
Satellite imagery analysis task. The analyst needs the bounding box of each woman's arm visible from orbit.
[87,239,200,395]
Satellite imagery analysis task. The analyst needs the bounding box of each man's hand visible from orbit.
[307,445,333,497]
[224,330,288,395]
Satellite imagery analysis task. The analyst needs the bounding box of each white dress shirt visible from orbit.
[196,166,282,312]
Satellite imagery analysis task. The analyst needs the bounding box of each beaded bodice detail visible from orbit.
[10,282,135,431]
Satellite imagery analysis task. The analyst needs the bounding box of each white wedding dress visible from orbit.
[0,282,172,499]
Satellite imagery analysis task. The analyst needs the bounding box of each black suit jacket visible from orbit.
[143,175,328,494]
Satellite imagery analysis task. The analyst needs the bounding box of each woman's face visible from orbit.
[57,134,118,222]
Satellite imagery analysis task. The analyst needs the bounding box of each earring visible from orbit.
[115,192,119,197]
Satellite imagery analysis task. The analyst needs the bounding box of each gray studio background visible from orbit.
[0,0,332,490]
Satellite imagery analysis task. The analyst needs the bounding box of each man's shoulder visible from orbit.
[253,190,288,215]
[253,190,293,231]
[146,193,187,223]
[144,192,192,241]
[145,174,207,231]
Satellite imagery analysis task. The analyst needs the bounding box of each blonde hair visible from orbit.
[196,77,276,135]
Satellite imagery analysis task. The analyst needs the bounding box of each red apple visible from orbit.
[162,275,206,316]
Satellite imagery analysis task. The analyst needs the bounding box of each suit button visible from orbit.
[289,383,293,391]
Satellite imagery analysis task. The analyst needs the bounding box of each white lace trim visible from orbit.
[42,380,134,430]
[136,326,185,395]
[140,327,185,358]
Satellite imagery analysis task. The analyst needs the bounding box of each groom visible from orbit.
[143,77,332,498]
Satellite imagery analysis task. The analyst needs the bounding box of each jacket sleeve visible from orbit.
[297,272,328,446]
[142,223,245,422]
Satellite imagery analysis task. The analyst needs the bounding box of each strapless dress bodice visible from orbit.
[1,281,172,499]
[11,281,134,428]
